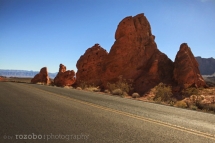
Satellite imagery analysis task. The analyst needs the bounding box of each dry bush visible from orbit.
[190,105,198,110]
[189,95,204,105]
[78,80,88,89]
[153,83,173,102]
[107,75,133,95]
[122,92,128,97]
[175,100,187,108]
[76,87,82,90]
[132,93,140,98]
[36,82,45,85]
[78,80,100,92]
[112,89,123,95]
[208,104,215,112]
[64,86,71,89]
[104,89,110,93]
[85,87,100,92]
[196,102,215,112]
[182,87,199,98]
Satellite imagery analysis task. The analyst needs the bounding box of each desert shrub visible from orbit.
[196,103,215,112]
[121,92,129,97]
[64,86,72,89]
[104,89,110,93]
[189,95,204,105]
[85,87,100,92]
[169,98,177,106]
[78,80,101,92]
[153,83,173,102]
[112,89,123,95]
[208,104,215,112]
[36,82,45,85]
[182,87,199,97]
[190,95,198,103]
[107,75,133,95]
[76,87,82,90]
[132,93,140,98]
[78,80,89,89]
[154,97,162,103]
[190,105,198,110]
[175,100,187,108]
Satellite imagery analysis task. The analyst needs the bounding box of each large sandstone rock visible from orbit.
[31,67,50,84]
[76,13,206,95]
[54,64,76,86]
[173,43,206,88]
[76,44,108,86]
[101,13,174,94]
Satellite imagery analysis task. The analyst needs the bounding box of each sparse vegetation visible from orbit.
[36,82,45,85]
[153,83,173,102]
[112,89,123,96]
[104,89,110,93]
[78,80,88,89]
[190,105,198,110]
[76,87,82,90]
[175,100,187,108]
[85,87,100,92]
[181,87,199,98]
[132,93,140,98]
[106,75,133,96]
[78,80,101,92]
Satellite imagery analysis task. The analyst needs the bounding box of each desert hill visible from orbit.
[195,56,215,75]
[0,69,57,79]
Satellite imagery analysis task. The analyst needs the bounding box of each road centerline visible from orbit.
[23,83,215,141]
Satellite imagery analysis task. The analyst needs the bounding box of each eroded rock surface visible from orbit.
[54,64,76,86]
[101,13,174,94]
[76,13,206,95]
[173,43,206,88]
[76,44,108,86]
[31,67,50,84]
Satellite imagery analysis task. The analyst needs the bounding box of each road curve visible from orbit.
[0,82,215,143]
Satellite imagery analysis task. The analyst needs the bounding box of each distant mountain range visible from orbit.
[0,56,214,78]
[195,56,215,75]
[0,69,57,79]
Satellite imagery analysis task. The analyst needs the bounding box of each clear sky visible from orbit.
[1,0,215,73]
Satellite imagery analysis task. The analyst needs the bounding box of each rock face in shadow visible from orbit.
[54,64,76,86]
[195,56,215,75]
[76,44,108,86]
[31,67,50,84]
[101,13,174,94]
[173,43,206,88]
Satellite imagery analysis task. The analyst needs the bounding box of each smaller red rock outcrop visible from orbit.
[54,64,76,86]
[76,44,108,86]
[0,76,5,81]
[31,67,50,84]
[173,43,206,89]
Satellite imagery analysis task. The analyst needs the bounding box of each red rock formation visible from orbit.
[76,13,206,95]
[101,13,174,95]
[76,44,108,86]
[173,43,206,88]
[54,64,76,86]
[0,76,5,81]
[31,67,50,84]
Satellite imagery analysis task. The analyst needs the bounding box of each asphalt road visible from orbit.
[1,82,215,143]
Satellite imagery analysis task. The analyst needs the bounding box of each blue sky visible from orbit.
[1,0,215,73]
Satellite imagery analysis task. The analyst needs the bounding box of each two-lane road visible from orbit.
[1,82,215,143]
